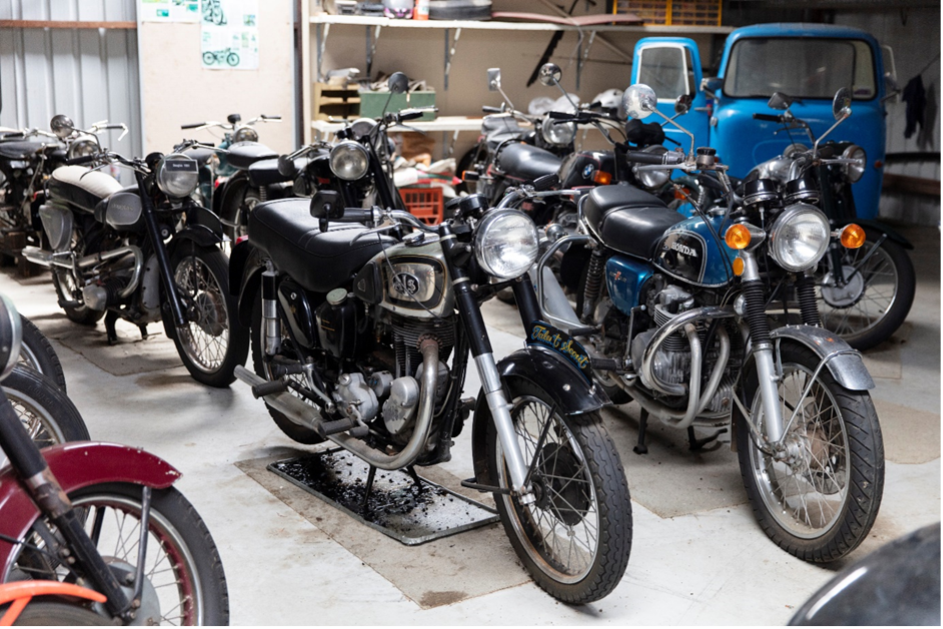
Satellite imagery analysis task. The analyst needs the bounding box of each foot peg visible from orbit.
[251,379,288,399]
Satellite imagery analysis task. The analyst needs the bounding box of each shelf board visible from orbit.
[309,13,734,34]
[312,115,486,134]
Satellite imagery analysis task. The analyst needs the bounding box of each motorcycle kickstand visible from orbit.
[405,465,423,490]
[105,311,119,345]
[360,464,377,513]
[138,324,148,340]
[633,409,649,455]
[687,426,727,452]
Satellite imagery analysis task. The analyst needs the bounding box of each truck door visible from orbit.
[631,38,710,151]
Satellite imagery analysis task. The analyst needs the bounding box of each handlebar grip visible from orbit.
[180,123,205,129]
[547,111,572,120]
[624,151,667,165]
[65,154,99,166]
[482,106,503,114]
[334,208,374,223]
[263,115,282,120]
[752,113,785,123]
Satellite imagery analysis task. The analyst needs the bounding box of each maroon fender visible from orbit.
[0,442,181,580]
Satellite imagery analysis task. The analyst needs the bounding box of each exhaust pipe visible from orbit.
[235,337,441,471]
[22,246,144,300]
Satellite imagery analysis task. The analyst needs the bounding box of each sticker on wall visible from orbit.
[140,0,200,22]
[200,0,259,70]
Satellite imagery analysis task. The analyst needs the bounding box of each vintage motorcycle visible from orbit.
[229,184,632,602]
[22,118,248,387]
[537,84,884,562]
[0,293,229,625]
[741,92,916,351]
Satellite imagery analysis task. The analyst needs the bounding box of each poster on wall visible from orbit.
[200,0,260,70]
[140,0,201,22]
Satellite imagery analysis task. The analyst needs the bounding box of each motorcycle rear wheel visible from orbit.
[163,245,248,387]
[8,601,111,626]
[735,342,884,562]
[17,315,67,391]
[483,381,632,603]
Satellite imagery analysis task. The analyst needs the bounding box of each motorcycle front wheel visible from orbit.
[816,233,915,351]
[1,365,88,459]
[9,482,229,626]
[163,245,248,387]
[483,381,632,604]
[735,341,885,562]
[8,601,112,626]
[17,315,67,391]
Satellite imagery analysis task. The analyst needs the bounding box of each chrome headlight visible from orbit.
[67,137,98,160]
[632,145,670,189]
[233,127,259,143]
[841,144,867,183]
[329,141,370,181]
[768,203,830,272]
[474,209,539,280]
[156,154,199,199]
[541,115,576,146]
[0,293,22,382]
[349,118,378,141]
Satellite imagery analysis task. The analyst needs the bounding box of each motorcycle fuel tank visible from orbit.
[605,255,653,312]
[361,240,453,320]
[558,150,616,189]
[653,213,736,288]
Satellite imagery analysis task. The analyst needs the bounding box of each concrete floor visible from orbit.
[0,224,938,625]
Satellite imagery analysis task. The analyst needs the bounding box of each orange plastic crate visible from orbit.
[400,186,443,225]
[613,0,670,25]
[612,0,720,26]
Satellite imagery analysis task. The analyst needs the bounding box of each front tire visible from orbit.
[17,315,67,391]
[816,233,915,351]
[163,245,248,387]
[483,381,632,603]
[9,601,111,626]
[2,365,89,450]
[735,342,884,562]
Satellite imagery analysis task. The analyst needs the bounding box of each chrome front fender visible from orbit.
[771,325,874,391]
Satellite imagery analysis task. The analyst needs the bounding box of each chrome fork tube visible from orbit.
[261,266,280,355]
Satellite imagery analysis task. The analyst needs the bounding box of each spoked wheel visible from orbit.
[249,296,324,444]
[8,483,229,626]
[735,342,884,562]
[163,246,248,387]
[8,601,112,625]
[17,315,67,391]
[815,234,915,351]
[484,382,632,604]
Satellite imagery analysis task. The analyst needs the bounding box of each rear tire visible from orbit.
[17,315,67,391]
[9,602,111,626]
[484,380,632,603]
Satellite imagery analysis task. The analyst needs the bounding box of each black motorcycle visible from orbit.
[22,119,248,387]
[230,186,632,603]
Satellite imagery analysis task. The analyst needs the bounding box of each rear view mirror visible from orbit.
[622,84,657,120]
[387,72,409,95]
[487,68,501,92]
[538,63,562,88]
[767,92,793,110]
[832,87,852,120]
[701,76,722,97]
[277,155,298,178]
[674,94,692,116]
[310,189,342,220]
[50,114,74,139]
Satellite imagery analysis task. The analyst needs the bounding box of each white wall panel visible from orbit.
[0,0,141,175]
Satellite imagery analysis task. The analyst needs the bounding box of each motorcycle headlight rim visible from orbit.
[768,203,830,272]
[474,209,540,280]
[67,138,98,160]
[841,144,867,183]
[329,141,370,181]
[632,145,670,189]
[541,116,576,146]
[156,154,199,199]
[233,127,259,144]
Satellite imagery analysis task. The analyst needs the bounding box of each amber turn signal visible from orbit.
[732,257,744,276]
[725,224,752,250]
[840,223,866,249]
[593,170,612,185]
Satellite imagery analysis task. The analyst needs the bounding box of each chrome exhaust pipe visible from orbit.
[23,245,144,300]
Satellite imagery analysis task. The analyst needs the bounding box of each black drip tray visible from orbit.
[268,448,499,546]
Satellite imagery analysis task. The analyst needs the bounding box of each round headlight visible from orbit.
[67,137,98,160]
[329,141,370,181]
[632,145,670,189]
[768,203,830,272]
[0,293,22,382]
[156,154,199,199]
[541,116,576,146]
[233,127,259,143]
[349,118,378,141]
[841,144,866,183]
[474,209,539,280]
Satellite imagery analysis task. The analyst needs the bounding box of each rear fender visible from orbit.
[218,171,250,229]
[169,224,222,251]
[0,442,180,581]
[230,242,265,327]
[470,346,609,485]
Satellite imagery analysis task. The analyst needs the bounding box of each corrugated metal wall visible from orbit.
[0,0,142,176]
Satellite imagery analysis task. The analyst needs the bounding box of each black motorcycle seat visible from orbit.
[248,198,394,293]
[497,143,561,182]
[247,156,311,188]
[182,146,215,166]
[227,141,278,170]
[47,165,124,213]
[582,185,685,260]
[0,140,49,160]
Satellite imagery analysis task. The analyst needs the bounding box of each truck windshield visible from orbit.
[725,38,876,100]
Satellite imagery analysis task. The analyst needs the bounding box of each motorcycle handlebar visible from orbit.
[481,106,503,114]
[395,107,437,123]
[180,123,206,130]
[624,150,683,166]
[65,154,100,166]
[753,113,785,123]
[334,208,375,223]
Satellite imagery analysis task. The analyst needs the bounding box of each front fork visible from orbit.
[135,171,187,328]
[739,250,786,445]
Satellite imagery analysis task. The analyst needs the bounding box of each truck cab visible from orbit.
[633,24,893,219]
